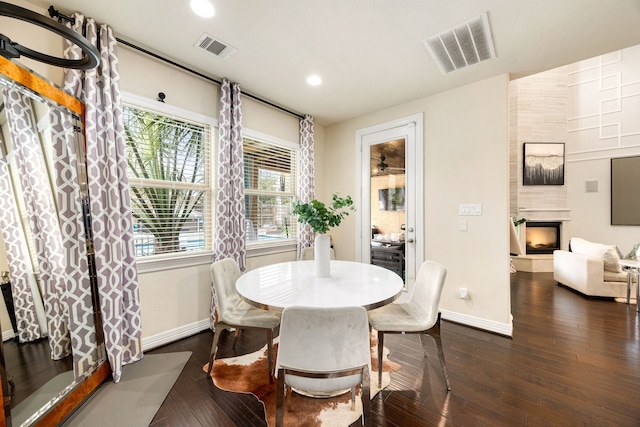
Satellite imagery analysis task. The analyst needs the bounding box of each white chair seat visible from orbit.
[299,246,336,260]
[368,260,451,391]
[220,300,281,328]
[367,303,431,332]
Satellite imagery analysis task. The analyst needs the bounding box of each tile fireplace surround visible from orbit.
[513,208,571,272]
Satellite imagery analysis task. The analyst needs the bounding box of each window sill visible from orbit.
[246,241,297,258]
[136,251,213,274]
[136,241,297,274]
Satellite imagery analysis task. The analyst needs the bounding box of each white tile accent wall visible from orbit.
[566,45,640,160]
[509,67,569,216]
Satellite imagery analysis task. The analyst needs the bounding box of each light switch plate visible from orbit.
[458,203,482,216]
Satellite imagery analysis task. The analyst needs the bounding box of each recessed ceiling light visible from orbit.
[190,0,215,18]
[306,75,322,86]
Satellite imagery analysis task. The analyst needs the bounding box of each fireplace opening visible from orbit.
[525,222,561,254]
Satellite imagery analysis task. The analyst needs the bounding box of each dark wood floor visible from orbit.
[147,272,640,427]
[5,272,640,426]
[2,337,72,408]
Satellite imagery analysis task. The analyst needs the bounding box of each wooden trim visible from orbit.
[0,378,5,427]
[0,56,83,116]
[33,361,111,427]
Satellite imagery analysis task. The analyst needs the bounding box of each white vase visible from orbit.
[314,233,331,277]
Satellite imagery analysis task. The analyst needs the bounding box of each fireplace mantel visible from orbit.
[518,208,571,222]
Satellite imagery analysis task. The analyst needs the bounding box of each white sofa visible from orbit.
[553,237,630,298]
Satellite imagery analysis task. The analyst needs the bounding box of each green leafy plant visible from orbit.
[512,216,526,226]
[292,193,355,234]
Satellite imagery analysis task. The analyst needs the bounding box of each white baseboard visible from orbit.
[142,318,210,352]
[440,309,513,337]
[7,313,510,349]
[5,320,212,350]
[2,330,15,342]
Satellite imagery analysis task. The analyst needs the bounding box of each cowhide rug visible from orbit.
[203,332,401,426]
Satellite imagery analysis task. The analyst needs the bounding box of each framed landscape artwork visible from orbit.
[523,142,565,185]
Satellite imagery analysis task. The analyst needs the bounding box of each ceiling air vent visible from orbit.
[194,33,237,60]
[423,12,495,74]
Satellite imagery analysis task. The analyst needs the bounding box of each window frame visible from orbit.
[242,128,299,257]
[122,92,217,273]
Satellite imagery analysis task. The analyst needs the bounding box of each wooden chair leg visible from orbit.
[362,367,371,427]
[286,385,292,412]
[275,369,285,427]
[232,328,241,349]
[267,328,274,383]
[377,330,384,388]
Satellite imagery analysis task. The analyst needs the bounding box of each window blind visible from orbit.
[123,104,212,256]
[243,137,297,243]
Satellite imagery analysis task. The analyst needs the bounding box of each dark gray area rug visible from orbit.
[62,351,192,427]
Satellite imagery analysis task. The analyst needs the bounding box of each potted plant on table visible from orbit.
[292,193,354,277]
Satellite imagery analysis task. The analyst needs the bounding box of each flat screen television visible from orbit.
[611,155,640,225]
[378,187,405,211]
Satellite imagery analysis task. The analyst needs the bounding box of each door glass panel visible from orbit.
[369,139,406,283]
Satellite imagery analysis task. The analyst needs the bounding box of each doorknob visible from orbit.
[407,238,415,243]
[407,227,414,232]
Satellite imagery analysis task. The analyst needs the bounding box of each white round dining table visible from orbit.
[236,260,404,310]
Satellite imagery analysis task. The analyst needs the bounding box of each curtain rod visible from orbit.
[47,5,304,118]
[115,37,304,120]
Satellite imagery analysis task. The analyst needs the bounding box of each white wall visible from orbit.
[0,0,64,84]
[325,75,512,334]
[565,45,640,254]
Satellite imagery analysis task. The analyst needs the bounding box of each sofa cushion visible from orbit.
[569,237,623,273]
[603,270,628,282]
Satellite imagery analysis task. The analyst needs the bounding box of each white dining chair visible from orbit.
[367,260,451,390]
[275,306,371,426]
[208,258,281,381]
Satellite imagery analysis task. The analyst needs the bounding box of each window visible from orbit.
[243,134,297,246]
[123,98,213,258]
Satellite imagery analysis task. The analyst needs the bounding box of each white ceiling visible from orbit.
[26,0,640,125]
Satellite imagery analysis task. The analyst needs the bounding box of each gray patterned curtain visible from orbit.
[50,106,98,377]
[298,115,316,250]
[212,79,246,268]
[0,90,45,344]
[0,160,43,343]
[63,13,143,383]
[2,88,71,358]
[211,79,245,330]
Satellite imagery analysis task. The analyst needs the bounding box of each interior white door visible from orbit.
[355,114,423,295]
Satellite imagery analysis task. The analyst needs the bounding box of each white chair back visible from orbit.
[276,306,370,392]
[299,247,336,260]
[404,260,447,328]
[210,258,243,323]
